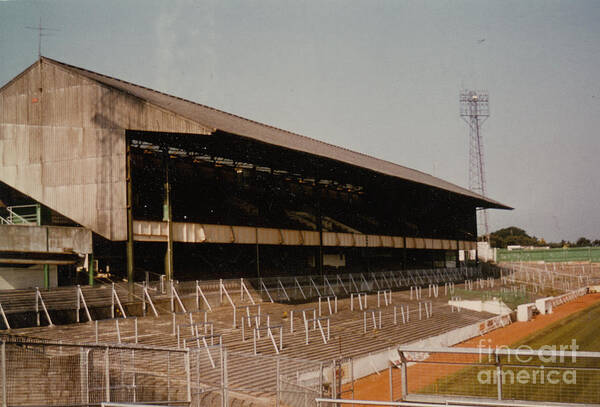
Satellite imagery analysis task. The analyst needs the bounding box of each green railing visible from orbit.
[497,246,600,263]
[0,204,41,225]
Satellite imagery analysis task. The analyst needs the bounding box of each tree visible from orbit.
[575,237,591,247]
[489,227,538,248]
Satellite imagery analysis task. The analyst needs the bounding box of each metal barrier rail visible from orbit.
[499,263,595,292]
[318,295,338,316]
[248,267,481,304]
[0,267,482,331]
[315,398,567,407]
[351,292,368,311]
[1,204,40,225]
[396,346,600,405]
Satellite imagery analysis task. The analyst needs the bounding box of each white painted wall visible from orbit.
[0,265,58,290]
[448,299,513,315]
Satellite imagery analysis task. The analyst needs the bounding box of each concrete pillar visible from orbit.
[43,264,49,290]
[88,254,94,287]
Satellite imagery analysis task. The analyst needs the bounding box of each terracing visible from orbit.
[1,268,508,406]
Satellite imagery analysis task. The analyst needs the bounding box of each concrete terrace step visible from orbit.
[8,286,497,405]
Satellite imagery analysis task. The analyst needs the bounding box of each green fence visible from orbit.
[497,246,600,263]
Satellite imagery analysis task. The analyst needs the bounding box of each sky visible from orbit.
[0,0,598,242]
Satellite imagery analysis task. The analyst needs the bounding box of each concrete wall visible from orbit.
[0,264,57,289]
[448,299,512,315]
[0,225,92,254]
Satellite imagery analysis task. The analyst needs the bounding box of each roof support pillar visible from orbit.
[402,237,407,270]
[316,183,323,276]
[43,264,49,290]
[255,228,261,278]
[88,253,94,287]
[456,239,460,268]
[126,136,135,296]
[163,148,174,282]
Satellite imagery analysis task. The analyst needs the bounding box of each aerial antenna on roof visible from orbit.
[26,17,60,59]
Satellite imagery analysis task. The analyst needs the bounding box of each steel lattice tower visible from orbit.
[460,90,490,240]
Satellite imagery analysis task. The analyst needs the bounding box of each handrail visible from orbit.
[76,285,92,323]
[142,282,159,317]
[195,280,212,311]
[350,292,367,311]
[277,278,290,301]
[253,324,283,355]
[377,289,392,307]
[309,277,321,297]
[363,309,381,333]
[240,278,255,304]
[111,283,127,318]
[318,295,337,316]
[0,303,10,330]
[4,204,40,225]
[393,304,410,324]
[260,279,274,303]
[336,274,349,294]
[220,280,237,328]
[323,275,336,296]
[348,274,359,292]
[170,280,187,313]
[304,316,329,344]
[35,287,53,327]
[294,277,307,299]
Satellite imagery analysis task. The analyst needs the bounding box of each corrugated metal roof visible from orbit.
[41,57,510,209]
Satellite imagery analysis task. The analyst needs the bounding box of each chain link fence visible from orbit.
[188,345,324,407]
[394,347,600,405]
[0,336,326,407]
[500,263,597,292]
[0,338,189,407]
[497,247,600,263]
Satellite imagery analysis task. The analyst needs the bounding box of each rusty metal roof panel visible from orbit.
[40,57,510,209]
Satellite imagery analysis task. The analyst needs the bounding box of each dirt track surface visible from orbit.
[344,293,600,403]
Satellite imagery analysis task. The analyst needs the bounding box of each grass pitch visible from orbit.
[416,301,600,404]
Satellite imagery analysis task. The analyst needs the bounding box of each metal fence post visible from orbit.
[76,286,80,323]
[319,362,324,397]
[35,288,40,326]
[104,347,110,402]
[132,349,137,403]
[496,352,502,400]
[351,357,354,399]
[222,348,228,407]
[2,341,6,407]
[276,358,280,407]
[111,284,115,319]
[185,350,191,404]
[331,360,337,399]
[400,352,407,400]
[167,351,171,402]
[170,280,174,312]
[80,348,89,405]
[389,364,393,401]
